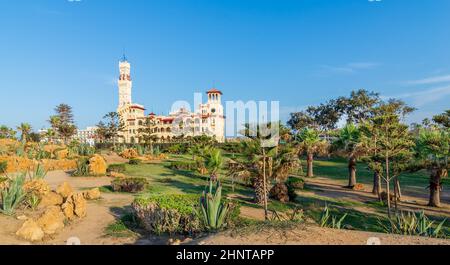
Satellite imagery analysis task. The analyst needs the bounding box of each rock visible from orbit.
[61,202,75,220]
[55,149,69,160]
[23,179,50,197]
[56,182,74,199]
[109,172,127,178]
[17,215,28,221]
[88,154,107,176]
[39,191,64,208]
[36,206,65,235]
[16,220,45,242]
[83,188,101,200]
[67,193,87,218]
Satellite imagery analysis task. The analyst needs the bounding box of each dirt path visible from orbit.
[303,176,450,217]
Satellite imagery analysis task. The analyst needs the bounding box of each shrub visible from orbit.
[379,211,447,238]
[72,158,90,176]
[287,177,304,189]
[111,177,148,193]
[0,173,27,215]
[167,144,188,154]
[0,161,7,174]
[107,164,126,174]
[132,194,203,235]
[269,183,290,203]
[168,161,198,171]
[129,158,142,165]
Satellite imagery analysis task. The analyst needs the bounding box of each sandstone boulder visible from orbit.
[109,172,127,178]
[83,188,101,200]
[36,206,65,235]
[39,191,63,208]
[88,154,107,176]
[16,220,44,242]
[61,202,75,220]
[67,193,87,218]
[55,149,69,160]
[56,182,74,199]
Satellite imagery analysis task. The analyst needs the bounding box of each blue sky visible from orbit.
[0,0,449,130]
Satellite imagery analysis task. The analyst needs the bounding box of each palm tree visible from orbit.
[203,148,223,182]
[17,123,32,142]
[416,128,449,207]
[229,139,299,205]
[333,124,364,188]
[294,128,328,177]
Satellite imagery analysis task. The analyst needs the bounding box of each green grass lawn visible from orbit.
[111,154,449,237]
[303,157,450,195]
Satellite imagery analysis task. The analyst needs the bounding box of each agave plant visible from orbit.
[31,163,47,179]
[379,211,447,238]
[200,181,230,231]
[0,173,27,216]
[319,204,348,229]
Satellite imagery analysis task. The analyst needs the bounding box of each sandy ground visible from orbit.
[194,225,450,245]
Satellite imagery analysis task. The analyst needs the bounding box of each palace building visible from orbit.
[116,57,225,143]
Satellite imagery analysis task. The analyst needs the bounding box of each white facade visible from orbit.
[116,58,225,143]
[75,126,98,146]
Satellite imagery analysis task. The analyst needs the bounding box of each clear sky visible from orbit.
[0,0,449,130]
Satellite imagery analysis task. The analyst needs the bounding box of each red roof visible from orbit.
[130,105,146,111]
[206,88,223,95]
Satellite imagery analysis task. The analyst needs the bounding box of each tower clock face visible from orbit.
[211,108,216,113]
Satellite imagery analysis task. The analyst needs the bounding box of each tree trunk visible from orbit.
[428,168,446,207]
[385,155,391,219]
[372,171,382,197]
[347,155,357,188]
[394,177,402,200]
[262,148,268,220]
[253,176,268,205]
[306,153,314,177]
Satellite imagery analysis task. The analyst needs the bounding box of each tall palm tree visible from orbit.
[416,128,449,207]
[333,123,364,188]
[294,128,328,177]
[17,123,32,142]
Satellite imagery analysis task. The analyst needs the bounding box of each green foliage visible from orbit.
[286,177,305,189]
[168,160,199,171]
[167,143,189,154]
[295,128,329,157]
[15,142,26,157]
[72,157,90,176]
[416,128,449,168]
[379,211,447,238]
[133,194,203,235]
[200,181,230,231]
[0,161,7,174]
[111,177,148,193]
[203,148,223,179]
[319,205,348,229]
[128,158,142,165]
[107,164,126,173]
[31,163,47,179]
[0,174,27,215]
[68,142,96,157]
